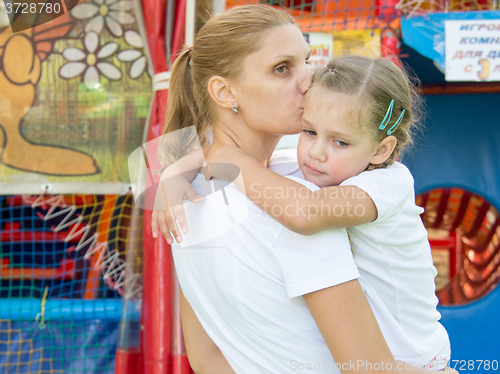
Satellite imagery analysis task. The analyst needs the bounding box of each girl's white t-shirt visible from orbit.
[271,149,450,365]
[340,161,450,365]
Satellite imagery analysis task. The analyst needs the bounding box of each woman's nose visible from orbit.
[299,65,312,95]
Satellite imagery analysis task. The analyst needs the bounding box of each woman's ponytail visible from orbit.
[159,48,206,168]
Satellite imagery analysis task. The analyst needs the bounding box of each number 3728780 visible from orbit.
[447,360,499,371]
[5,2,62,14]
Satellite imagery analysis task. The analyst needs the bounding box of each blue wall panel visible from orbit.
[403,93,500,370]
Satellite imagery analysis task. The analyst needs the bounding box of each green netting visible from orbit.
[226,0,402,32]
[227,0,498,31]
[0,194,136,373]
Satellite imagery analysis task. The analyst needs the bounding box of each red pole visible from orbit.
[142,228,173,374]
[374,0,402,67]
[140,0,172,368]
[381,28,402,67]
[375,0,400,21]
[169,1,192,372]
[171,0,186,64]
[115,348,141,374]
[142,95,173,373]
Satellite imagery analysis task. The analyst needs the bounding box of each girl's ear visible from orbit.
[370,135,397,165]
[207,75,237,110]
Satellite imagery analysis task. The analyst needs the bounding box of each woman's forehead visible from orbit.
[253,24,309,60]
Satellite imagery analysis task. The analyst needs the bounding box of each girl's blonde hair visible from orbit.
[312,55,423,170]
[159,5,296,167]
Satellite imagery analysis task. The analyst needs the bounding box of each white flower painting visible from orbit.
[70,0,135,37]
[117,30,150,78]
[59,31,122,89]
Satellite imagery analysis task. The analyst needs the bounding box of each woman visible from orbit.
[153,5,454,374]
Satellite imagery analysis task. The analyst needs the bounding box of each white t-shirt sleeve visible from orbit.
[271,175,359,299]
[339,163,416,223]
[268,149,300,176]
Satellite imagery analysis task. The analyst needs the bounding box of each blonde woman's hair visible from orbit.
[159,5,296,167]
[312,55,423,170]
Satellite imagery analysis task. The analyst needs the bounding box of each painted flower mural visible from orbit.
[0,0,150,179]
[60,31,122,89]
[117,30,150,79]
[70,0,135,37]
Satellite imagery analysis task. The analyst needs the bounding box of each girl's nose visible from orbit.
[309,141,326,162]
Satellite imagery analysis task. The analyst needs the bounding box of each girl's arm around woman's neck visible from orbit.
[208,146,378,235]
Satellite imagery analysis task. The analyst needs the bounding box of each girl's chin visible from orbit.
[300,170,326,187]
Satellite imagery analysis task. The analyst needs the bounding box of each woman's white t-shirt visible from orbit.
[172,162,359,373]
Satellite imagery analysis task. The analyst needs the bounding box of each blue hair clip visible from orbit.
[387,109,405,135]
[378,99,394,131]
[378,99,405,136]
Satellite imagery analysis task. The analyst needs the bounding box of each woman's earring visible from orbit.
[232,104,239,115]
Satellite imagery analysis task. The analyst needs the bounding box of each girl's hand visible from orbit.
[151,173,205,244]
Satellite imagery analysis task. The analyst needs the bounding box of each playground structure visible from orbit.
[1,0,499,373]
[0,195,134,372]
[405,92,500,362]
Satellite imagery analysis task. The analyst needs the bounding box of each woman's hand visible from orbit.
[151,173,205,244]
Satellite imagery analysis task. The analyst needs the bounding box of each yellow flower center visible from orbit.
[99,4,108,16]
[87,53,97,66]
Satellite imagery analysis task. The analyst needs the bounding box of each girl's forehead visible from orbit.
[305,88,368,131]
[306,87,356,107]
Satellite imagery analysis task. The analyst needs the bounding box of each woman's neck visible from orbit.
[208,122,282,167]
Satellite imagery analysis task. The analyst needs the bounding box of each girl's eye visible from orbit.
[276,65,288,74]
[335,140,349,147]
[302,129,316,136]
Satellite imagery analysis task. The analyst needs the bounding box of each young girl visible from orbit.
[206,55,451,369]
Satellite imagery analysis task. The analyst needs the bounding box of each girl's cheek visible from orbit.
[296,138,306,160]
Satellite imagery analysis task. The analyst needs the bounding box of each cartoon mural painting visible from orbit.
[0,15,99,175]
[0,1,150,185]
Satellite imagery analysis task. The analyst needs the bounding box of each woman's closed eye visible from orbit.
[302,129,316,136]
[334,139,349,147]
